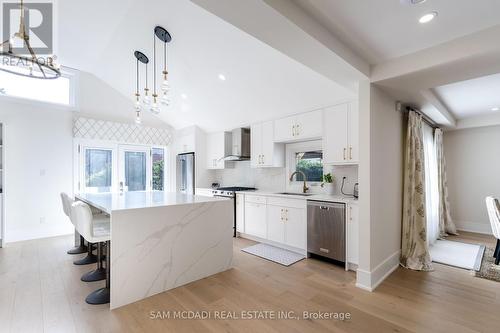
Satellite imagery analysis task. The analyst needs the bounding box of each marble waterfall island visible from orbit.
[76,192,233,309]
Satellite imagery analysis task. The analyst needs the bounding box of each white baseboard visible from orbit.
[355,250,400,292]
[455,221,492,235]
[6,224,74,243]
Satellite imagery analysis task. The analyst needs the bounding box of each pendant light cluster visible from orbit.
[133,26,171,124]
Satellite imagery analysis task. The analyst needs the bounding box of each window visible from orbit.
[295,151,323,182]
[0,70,72,105]
[85,149,113,193]
[152,148,165,191]
[124,151,147,191]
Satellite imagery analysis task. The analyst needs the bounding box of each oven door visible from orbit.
[214,195,236,237]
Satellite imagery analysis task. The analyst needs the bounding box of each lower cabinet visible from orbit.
[266,205,286,244]
[347,203,359,266]
[244,195,306,251]
[244,201,267,239]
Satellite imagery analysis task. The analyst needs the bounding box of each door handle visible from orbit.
[292,125,296,137]
[343,148,347,160]
[349,147,353,160]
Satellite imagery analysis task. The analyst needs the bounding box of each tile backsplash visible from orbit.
[212,161,358,196]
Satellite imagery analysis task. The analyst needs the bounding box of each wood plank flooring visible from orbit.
[0,231,498,333]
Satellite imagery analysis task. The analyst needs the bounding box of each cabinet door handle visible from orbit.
[292,125,296,137]
[296,124,300,136]
[343,148,347,160]
[350,206,353,221]
[349,147,353,160]
[280,208,284,221]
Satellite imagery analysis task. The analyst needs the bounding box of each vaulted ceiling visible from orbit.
[56,0,355,132]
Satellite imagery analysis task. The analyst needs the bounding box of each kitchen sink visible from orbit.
[277,192,314,196]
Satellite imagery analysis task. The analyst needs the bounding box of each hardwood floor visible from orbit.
[0,231,499,333]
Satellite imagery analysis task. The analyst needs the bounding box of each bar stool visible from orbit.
[71,201,111,305]
[60,193,88,255]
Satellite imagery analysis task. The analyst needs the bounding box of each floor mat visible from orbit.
[430,240,484,271]
[241,243,305,266]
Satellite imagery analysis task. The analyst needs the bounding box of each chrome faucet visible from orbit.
[289,171,309,194]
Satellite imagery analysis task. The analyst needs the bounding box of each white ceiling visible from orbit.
[56,0,355,132]
[433,73,500,120]
[292,0,500,64]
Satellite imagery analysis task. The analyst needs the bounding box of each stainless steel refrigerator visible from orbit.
[176,152,195,195]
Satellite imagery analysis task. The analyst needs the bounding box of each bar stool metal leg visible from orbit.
[81,242,106,282]
[73,242,98,265]
[86,240,110,305]
[67,234,88,255]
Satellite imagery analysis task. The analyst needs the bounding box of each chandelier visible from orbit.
[0,0,61,79]
[133,26,171,124]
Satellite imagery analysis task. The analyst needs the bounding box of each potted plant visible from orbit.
[321,173,335,195]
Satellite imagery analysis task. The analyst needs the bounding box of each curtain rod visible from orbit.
[405,106,439,129]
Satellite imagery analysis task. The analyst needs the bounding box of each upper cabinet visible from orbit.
[251,121,284,168]
[274,110,323,143]
[206,132,232,169]
[323,102,359,165]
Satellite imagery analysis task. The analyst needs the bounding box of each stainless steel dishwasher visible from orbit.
[307,201,346,262]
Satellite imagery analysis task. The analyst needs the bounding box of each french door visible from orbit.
[118,145,151,192]
[76,141,166,193]
[79,143,118,193]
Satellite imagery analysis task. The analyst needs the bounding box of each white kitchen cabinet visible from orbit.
[175,133,195,154]
[245,195,306,251]
[267,205,285,243]
[251,121,284,168]
[283,207,306,250]
[348,101,359,163]
[323,102,359,165]
[236,193,245,233]
[347,203,359,266]
[206,132,232,169]
[274,110,323,142]
[244,201,267,239]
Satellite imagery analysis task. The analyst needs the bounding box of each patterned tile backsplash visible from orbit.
[73,117,173,146]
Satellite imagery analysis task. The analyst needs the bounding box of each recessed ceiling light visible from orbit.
[218,74,226,81]
[491,107,499,111]
[419,11,438,24]
[181,93,188,100]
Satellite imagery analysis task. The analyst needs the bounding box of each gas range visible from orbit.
[211,187,257,198]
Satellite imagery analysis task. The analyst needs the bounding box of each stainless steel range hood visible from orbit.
[223,128,250,161]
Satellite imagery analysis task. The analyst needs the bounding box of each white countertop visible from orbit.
[76,191,228,213]
[236,190,358,204]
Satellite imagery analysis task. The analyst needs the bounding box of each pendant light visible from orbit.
[0,0,61,79]
[150,31,160,115]
[134,51,149,124]
[155,26,172,107]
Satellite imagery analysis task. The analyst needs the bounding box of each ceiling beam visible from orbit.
[420,89,456,127]
[371,25,500,83]
[190,0,369,92]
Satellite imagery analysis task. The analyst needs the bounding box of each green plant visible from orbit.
[322,173,334,183]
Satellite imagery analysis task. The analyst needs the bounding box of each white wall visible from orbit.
[357,82,403,291]
[0,98,74,242]
[444,126,500,234]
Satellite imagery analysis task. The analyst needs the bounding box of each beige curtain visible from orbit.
[435,129,458,236]
[401,112,433,271]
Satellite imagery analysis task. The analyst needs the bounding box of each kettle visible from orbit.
[353,183,359,199]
